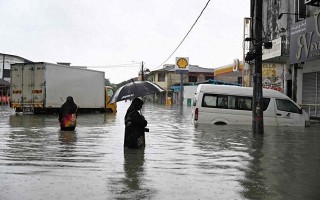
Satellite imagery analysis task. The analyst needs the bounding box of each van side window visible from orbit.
[217,95,228,108]
[276,99,301,113]
[201,94,270,112]
[202,95,217,107]
[237,97,252,110]
[228,96,236,109]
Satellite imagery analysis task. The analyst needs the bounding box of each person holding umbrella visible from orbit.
[124,98,148,148]
[59,96,78,131]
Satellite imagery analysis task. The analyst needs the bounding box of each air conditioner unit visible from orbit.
[305,0,320,6]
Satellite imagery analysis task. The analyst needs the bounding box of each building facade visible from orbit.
[147,64,214,104]
[0,53,32,82]
[254,0,320,118]
[0,53,32,104]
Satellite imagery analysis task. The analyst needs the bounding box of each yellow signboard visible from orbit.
[175,57,189,72]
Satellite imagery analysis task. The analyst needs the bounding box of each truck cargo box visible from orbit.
[10,62,106,114]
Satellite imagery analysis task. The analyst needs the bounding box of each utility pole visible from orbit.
[141,61,144,81]
[252,0,264,134]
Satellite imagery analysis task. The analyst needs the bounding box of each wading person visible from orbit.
[59,96,78,131]
[124,98,148,148]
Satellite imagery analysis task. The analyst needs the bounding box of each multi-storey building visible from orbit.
[245,0,320,118]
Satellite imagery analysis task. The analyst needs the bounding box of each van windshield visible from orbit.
[202,94,270,111]
[276,99,301,113]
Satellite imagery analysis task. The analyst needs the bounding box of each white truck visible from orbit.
[10,62,115,114]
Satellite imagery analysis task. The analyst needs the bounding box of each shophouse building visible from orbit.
[147,64,214,104]
[254,0,320,118]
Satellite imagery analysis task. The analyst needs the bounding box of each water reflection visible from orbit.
[240,133,268,200]
[59,131,77,145]
[121,148,154,199]
[10,114,46,128]
[123,148,144,190]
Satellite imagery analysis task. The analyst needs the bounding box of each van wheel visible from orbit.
[214,122,227,125]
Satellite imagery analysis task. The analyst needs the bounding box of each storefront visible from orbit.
[301,60,320,117]
[243,37,287,94]
[289,11,320,118]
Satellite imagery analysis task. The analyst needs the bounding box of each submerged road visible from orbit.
[0,102,320,200]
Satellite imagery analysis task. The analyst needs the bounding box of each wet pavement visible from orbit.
[0,102,320,200]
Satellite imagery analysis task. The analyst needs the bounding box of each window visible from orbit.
[228,96,236,109]
[189,76,197,82]
[201,93,271,112]
[158,73,165,82]
[276,99,301,113]
[296,0,306,22]
[3,69,10,78]
[238,77,242,84]
[237,97,252,111]
[202,95,217,107]
[217,95,228,108]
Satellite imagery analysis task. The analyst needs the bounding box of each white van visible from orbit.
[192,84,310,127]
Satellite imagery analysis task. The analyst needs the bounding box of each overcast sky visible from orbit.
[1,0,250,84]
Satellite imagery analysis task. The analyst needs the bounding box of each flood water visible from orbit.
[1,102,320,200]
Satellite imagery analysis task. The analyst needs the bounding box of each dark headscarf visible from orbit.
[125,98,143,120]
[59,96,78,121]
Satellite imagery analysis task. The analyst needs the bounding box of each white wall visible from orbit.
[183,85,197,106]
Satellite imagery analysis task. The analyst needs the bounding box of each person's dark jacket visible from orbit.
[124,98,147,148]
[59,96,78,123]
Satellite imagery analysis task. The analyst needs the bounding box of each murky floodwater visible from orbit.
[1,102,320,200]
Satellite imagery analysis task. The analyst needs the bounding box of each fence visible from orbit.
[300,104,320,119]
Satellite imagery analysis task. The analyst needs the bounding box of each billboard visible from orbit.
[290,11,320,64]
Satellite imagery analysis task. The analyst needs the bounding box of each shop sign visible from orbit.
[290,11,320,64]
[262,37,281,60]
[262,63,284,92]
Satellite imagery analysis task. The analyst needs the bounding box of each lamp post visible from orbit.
[141,61,144,81]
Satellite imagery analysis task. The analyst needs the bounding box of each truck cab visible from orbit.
[105,86,117,113]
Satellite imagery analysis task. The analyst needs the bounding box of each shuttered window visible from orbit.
[302,72,320,117]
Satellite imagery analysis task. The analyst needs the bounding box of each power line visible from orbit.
[153,0,211,70]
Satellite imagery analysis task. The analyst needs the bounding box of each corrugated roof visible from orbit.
[0,53,33,63]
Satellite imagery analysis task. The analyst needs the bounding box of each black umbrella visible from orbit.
[109,80,164,103]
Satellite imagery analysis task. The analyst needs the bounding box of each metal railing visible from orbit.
[300,104,320,118]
